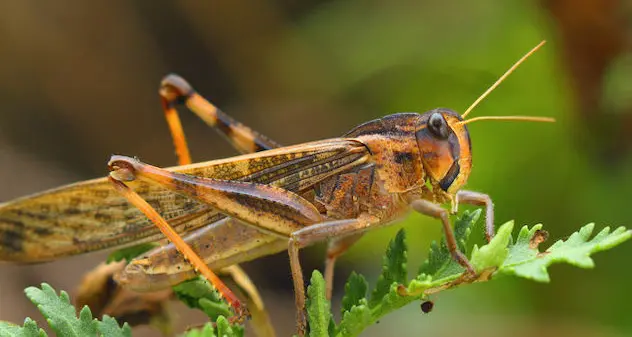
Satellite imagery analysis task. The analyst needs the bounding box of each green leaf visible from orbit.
[306,270,330,337]
[107,242,159,263]
[336,299,371,337]
[340,272,368,314]
[4,283,130,337]
[0,318,46,337]
[470,221,513,271]
[454,209,481,252]
[327,315,337,337]
[25,284,97,337]
[501,223,632,282]
[369,229,407,306]
[172,276,232,321]
[96,316,132,337]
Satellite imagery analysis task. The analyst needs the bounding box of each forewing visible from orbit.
[0,139,369,262]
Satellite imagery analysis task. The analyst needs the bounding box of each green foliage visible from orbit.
[1,211,629,337]
[172,276,233,321]
[0,318,46,337]
[306,271,331,337]
[0,284,131,337]
[369,230,407,306]
[502,223,631,282]
[0,283,242,337]
[304,210,631,337]
[340,272,368,315]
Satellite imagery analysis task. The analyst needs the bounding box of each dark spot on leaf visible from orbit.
[529,229,549,249]
[421,300,434,314]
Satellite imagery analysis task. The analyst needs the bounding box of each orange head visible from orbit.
[414,107,554,195]
[415,108,471,194]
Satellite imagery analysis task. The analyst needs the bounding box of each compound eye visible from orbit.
[428,112,449,139]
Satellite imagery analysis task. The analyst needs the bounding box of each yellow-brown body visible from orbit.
[0,109,474,294]
[0,42,553,332]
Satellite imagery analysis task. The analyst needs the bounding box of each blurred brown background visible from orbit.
[0,1,631,336]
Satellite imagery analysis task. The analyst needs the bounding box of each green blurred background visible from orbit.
[0,1,631,336]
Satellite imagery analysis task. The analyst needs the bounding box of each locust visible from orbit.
[0,41,554,335]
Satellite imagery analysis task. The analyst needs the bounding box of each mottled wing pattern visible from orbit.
[0,139,369,262]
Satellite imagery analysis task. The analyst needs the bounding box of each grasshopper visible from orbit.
[0,41,554,335]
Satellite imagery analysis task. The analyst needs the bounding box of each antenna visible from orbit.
[461,40,546,119]
[459,115,555,125]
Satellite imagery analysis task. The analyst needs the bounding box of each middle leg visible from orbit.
[288,217,377,336]
[411,199,475,274]
[323,234,363,300]
[454,190,495,242]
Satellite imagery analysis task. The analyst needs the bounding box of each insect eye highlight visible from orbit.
[428,113,449,139]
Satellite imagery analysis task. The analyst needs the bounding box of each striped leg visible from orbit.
[159,74,280,165]
[157,79,279,334]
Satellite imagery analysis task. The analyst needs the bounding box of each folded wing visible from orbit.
[0,139,369,262]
